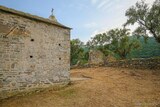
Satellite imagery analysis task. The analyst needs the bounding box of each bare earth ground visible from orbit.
[0,67,160,107]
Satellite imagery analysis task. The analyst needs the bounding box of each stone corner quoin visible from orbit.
[0,5,71,99]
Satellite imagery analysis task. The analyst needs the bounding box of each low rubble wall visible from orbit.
[105,58,160,69]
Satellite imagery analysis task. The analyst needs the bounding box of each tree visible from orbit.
[70,39,84,65]
[107,29,141,59]
[70,39,89,65]
[86,33,112,56]
[87,28,141,59]
[124,0,160,43]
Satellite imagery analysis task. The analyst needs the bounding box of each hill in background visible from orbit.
[82,37,160,59]
[130,37,160,58]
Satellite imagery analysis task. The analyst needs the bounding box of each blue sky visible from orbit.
[0,0,154,42]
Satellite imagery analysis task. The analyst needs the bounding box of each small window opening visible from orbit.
[30,56,33,58]
[31,39,34,42]
[59,58,61,60]
[59,44,61,46]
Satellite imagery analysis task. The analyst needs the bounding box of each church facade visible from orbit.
[0,6,71,99]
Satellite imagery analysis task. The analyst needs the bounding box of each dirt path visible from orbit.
[1,67,160,107]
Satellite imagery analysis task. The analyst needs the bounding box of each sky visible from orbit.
[0,0,154,43]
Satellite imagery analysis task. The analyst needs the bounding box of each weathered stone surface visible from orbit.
[89,50,105,66]
[106,58,160,69]
[0,6,70,99]
[105,54,116,63]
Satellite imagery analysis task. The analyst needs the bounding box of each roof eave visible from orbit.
[0,5,72,30]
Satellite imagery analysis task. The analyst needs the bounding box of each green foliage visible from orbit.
[87,28,141,59]
[125,0,160,43]
[70,39,89,65]
[86,33,113,56]
[130,37,160,58]
[109,29,141,59]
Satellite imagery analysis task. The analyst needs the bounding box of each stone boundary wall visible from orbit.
[105,58,160,69]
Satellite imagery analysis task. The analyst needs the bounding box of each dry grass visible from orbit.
[0,67,160,107]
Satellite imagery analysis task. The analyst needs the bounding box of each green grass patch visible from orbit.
[58,88,77,98]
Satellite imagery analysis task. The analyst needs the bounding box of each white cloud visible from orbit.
[90,0,111,9]
[90,29,107,38]
[68,2,88,10]
[97,1,108,9]
[102,1,114,10]
[89,16,135,38]
[91,0,98,5]
[89,0,155,36]
[145,0,154,4]
[84,22,97,28]
[83,0,155,42]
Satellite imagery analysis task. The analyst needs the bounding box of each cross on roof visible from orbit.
[51,8,54,15]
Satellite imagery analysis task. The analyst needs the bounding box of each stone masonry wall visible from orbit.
[89,50,104,66]
[106,58,160,69]
[0,11,70,99]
